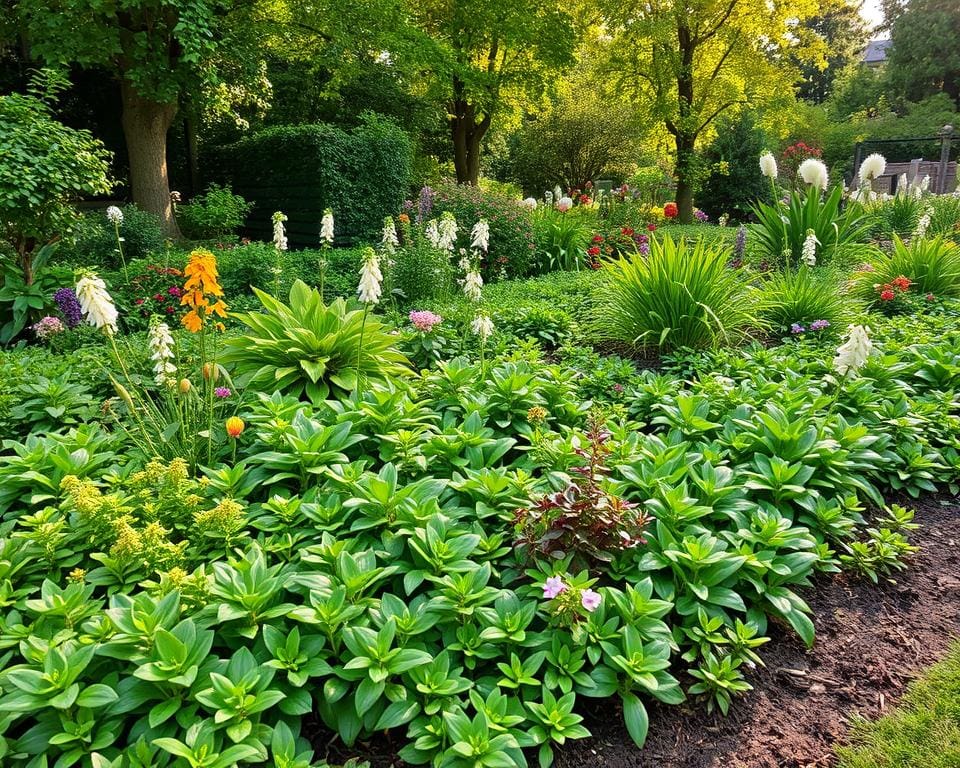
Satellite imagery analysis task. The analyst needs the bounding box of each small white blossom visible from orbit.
[148,319,177,386]
[833,324,873,377]
[915,208,932,239]
[106,206,124,225]
[470,219,490,253]
[357,249,382,305]
[759,152,778,179]
[272,211,288,252]
[801,228,820,267]
[320,209,335,245]
[859,153,886,184]
[522,197,538,210]
[425,219,441,248]
[553,185,563,202]
[556,196,573,212]
[920,175,930,192]
[381,216,398,248]
[76,274,118,334]
[798,158,829,191]
[898,173,908,194]
[463,270,483,302]
[544,191,554,205]
[438,212,458,252]
[471,313,494,340]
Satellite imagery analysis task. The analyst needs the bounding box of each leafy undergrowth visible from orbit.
[836,642,960,768]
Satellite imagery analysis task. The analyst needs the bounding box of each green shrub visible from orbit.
[222,280,410,401]
[176,184,252,240]
[696,111,770,221]
[929,194,960,242]
[207,113,412,246]
[387,219,457,305]
[758,266,856,336]
[499,305,575,349]
[861,192,925,239]
[60,204,166,268]
[751,187,874,268]
[532,207,592,272]
[855,235,960,300]
[591,235,764,352]
[429,182,536,280]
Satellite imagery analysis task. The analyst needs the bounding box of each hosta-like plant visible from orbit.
[222,281,410,402]
[592,235,764,352]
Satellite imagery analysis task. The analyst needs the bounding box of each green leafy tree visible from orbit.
[601,0,821,222]
[16,0,268,236]
[407,0,577,185]
[885,0,960,108]
[0,70,112,280]
[795,0,870,103]
[696,110,768,220]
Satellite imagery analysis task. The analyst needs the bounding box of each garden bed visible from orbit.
[555,494,960,768]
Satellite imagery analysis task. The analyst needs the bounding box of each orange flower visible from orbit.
[398,213,410,224]
[225,416,245,439]
[891,275,911,291]
[181,249,228,332]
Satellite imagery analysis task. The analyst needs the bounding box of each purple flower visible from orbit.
[694,209,709,222]
[580,589,601,612]
[638,240,650,255]
[542,576,567,599]
[417,186,435,223]
[810,319,830,331]
[790,323,805,334]
[53,287,83,328]
[214,387,231,398]
[734,226,747,258]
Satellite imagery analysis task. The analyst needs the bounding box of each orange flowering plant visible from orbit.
[181,249,228,332]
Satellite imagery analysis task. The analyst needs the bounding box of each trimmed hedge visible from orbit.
[206,113,412,247]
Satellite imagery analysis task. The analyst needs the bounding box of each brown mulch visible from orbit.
[311,495,960,768]
[554,494,960,768]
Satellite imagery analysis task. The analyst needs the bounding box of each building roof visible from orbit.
[863,39,892,65]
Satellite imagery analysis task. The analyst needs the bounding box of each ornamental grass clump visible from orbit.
[854,235,960,301]
[591,234,764,353]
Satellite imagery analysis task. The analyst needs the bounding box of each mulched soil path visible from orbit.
[311,495,960,768]
[554,494,960,768]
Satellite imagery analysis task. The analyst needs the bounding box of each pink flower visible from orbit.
[542,576,567,599]
[580,589,601,612]
[409,310,443,333]
[214,387,231,398]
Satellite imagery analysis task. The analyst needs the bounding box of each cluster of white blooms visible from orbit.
[798,158,829,191]
[272,211,288,251]
[833,325,873,377]
[463,270,483,302]
[438,213,458,252]
[357,248,383,305]
[470,219,490,253]
[320,209,335,245]
[381,216,398,249]
[759,152,778,180]
[521,197,538,210]
[471,313,494,340]
[801,229,820,267]
[544,190,554,206]
[915,207,932,239]
[148,320,177,386]
[106,206,124,225]
[76,274,118,335]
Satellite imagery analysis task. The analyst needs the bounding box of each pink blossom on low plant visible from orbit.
[542,576,567,599]
[32,315,65,340]
[580,588,601,612]
[409,310,443,333]
[214,387,232,398]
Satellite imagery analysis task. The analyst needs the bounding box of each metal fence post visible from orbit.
[937,124,954,194]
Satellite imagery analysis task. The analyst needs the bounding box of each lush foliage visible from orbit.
[855,236,960,302]
[60,206,167,270]
[592,235,763,352]
[177,185,253,240]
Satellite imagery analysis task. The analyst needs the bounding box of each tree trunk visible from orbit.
[674,25,697,224]
[674,133,696,224]
[120,80,181,238]
[449,77,491,185]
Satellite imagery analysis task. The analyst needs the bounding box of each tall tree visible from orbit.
[796,0,870,103]
[885,0,960,108]
[601,0,820,222]
[407,0,576,185]
[16,0,268,236]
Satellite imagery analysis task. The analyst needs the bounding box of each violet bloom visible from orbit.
[790,323,805,334]
[580,589,601,612]
[542,576,566,599]
[53,287,83,328]
[694,209,709,222]
[734,225,747,259]
[638,240,650,255]
[214,387,231,398]
[417,186,435,223]
[810,319,830,331]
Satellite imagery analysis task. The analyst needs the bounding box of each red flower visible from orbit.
[588,246,601,257]
[134,298,145,305]
[153,293,164,302]
[880,289,896,301]
[621,227,634,236]
[647,224,657,232]
[592,234,604,243]
[891,275,911,291]
[579,194,590,205]
[663,203,678,219]
[926,293,935,301]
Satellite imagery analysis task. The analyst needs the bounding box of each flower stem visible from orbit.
[356,304,369,398]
